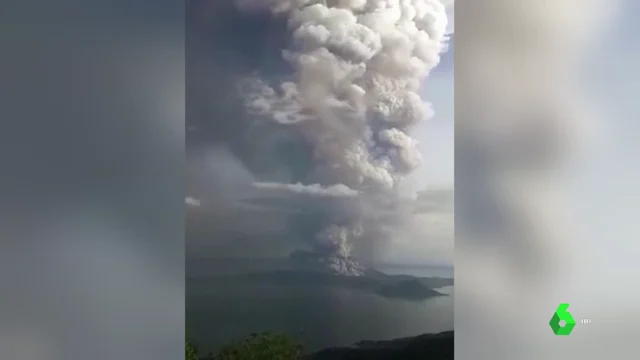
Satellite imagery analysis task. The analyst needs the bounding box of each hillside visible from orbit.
[306,331,454,360]
[190,268,452,301]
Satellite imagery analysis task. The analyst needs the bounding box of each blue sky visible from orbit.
[383,41,454,265]
[410,37,454,190]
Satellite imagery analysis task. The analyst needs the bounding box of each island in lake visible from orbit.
[190,256,453,301]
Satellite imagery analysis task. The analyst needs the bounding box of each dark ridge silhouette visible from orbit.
[375,278,442,300]
[305,331,454,360]
[196,331,454,360]
[190,267,452,301]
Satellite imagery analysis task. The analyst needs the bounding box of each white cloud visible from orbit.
[185,197,201,207]
[376,187,454,264]
[252,182,358,197]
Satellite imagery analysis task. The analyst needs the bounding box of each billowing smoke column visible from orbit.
[236,0,450,275]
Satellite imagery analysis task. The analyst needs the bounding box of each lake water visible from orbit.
[186,265,453,354]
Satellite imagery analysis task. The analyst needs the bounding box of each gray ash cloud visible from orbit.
[187,0,451,275]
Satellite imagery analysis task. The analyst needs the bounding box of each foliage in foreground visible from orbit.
[186,333,200,360]
[188,332,304,360]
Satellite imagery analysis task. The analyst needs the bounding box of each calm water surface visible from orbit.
[187,266,453,353]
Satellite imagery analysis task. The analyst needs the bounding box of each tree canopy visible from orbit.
[187,332,303,360]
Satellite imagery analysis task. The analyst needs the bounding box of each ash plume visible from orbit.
[233,0,451,275]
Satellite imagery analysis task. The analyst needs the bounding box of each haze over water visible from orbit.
[186,263,453,354]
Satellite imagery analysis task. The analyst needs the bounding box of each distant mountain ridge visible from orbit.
[199,331,453,360]
[306,331,453,360]
[187,256,453,301]
[190,267,452,301]
[375,261,453,269]
[187,257,453,277]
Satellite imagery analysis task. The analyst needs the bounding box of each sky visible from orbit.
[568,0,640,290]
[411,40,454,189]
[385,37,454,264]
[185,2,456,266]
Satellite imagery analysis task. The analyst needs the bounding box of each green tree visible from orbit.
[214,332,303,360]
[186,331,303,360]
[186,332,199,360]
